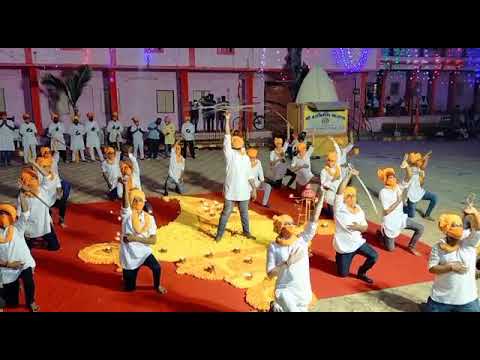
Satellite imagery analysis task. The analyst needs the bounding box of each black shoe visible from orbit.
[357,273,374,284]
[243,233,256,240]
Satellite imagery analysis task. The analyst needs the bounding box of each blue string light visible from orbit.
[332,48,370,73]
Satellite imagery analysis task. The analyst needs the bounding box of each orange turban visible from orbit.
[0,204,17,227]
[297,143,307,154]
[36,156,53,169]
[40,147,52,158]
[19,168,40,194]
[87,112,94,118]
[344,186,357,197]
[231,136,244,150]
[274,137,283,146]
[408,152,423,166]
[22,113,31,120]
[247,148,258,159]
[104,147,115,155]
[272,214,298,246]
[438,214,464,240]
[352,147,360,156]
[377,168,396,183]
[129,188,146,208]
[51,113,59,119]
[327,151,337,162]
[112,112,118,118]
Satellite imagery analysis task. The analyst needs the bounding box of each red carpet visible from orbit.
[7,191,433,312]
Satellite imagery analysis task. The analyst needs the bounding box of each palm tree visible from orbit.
[41,65,92,115]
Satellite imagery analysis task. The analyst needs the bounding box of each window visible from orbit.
[156,90,175,113]
[217,48,235,55]
[192,90,210,101]
[390,82,400,96]
[0,89,5,112]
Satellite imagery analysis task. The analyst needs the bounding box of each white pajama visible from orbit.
[69,124,86,161]
[131,125,145,159]
[86,120,104,161]
[19,123,38,164]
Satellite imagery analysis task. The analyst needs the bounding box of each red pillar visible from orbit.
[178,70,189,124]
[188,48,196,68]
[24,48,43,132]
[245,72,254,131]
[108,69,119,116]
[378,70,389,116]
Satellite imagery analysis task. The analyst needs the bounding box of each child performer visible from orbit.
[377,167,424,256]
[101,147,121,200]
[0,194,39,312]
[267,185,323,312]
[119,179,167,294]
[290,142,315,194]
[320,152,342,217]
[164,141,185,196]
[248,148,272,207]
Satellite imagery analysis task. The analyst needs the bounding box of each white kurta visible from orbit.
[333,141,354,180]
[223,135,253,202]
[269,142,289,181]
[16,188,52,238]
[0,119,15,151]
[85,120,101,148]
[428,229,480,305]
[291,146,314,186]
[0,211,36,285]
[181,122,195,141]
[120,207,157,270]
[38,172,62,207]
[249,160,265,189]
[19,122,38,146]
[69,123,86,151]
[333,194,368,254]
[168,152,185,182]
[379,184,408,239]
[48,122,66,151]
[107,121,123,143]
[101,152,121,191]
[406,166,426,203]
[320,167,341,206]
[267,221,318,312]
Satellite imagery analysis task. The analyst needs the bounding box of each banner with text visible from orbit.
[304,108,348,135]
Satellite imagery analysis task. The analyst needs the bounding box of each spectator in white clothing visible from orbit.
[333,168,378,284]
[247,148,271,207]
[85,112,104,162]
[129,117,145,160]
[69,115,87,162]
[425,207,480,312]
[164,141,185,196]
[181,116,196,159]
[0,112,16,167]
[19,113,37,164]
[47,113,67,163]
[214,112,256,242]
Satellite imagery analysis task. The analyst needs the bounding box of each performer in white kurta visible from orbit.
[266,185,323,312]
[214,112,256,242]
[247,148,272,207]
[425,208,480,312]
[377,167,424,255]
[119,184,167,294]
[129,117,145,160]
[402,152,437,221]
[0,196,39,312]
[333,168,378,284]
[101,147,121,200]
[320,151,342,217]
[16,168,60,251]
[69,116,86,162]
[164,141,185,196]
[48,113,67,163]
[290,142,315,194]
[0,112,15,167]
[269,137,292,188]
[85,112,104,162]
[328,136,359,181]
[107,112,123,149]
[19,113,38,164]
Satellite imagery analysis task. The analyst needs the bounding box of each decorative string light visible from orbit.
[332,48,370,73]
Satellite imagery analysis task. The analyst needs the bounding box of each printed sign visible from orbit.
[304,107,348,135]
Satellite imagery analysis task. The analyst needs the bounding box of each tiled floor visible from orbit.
[1,138,479,311]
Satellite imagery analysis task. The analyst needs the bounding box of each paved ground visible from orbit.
[1,138,479,311]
